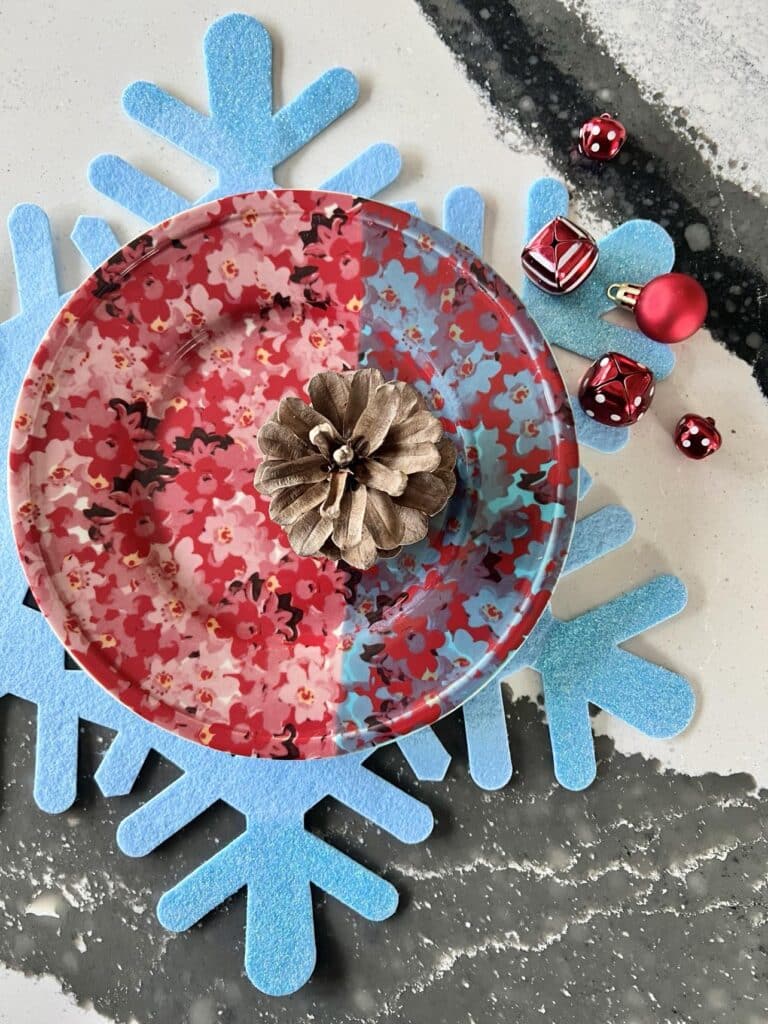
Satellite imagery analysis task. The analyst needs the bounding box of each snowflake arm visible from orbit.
[93,729,152,797]
[539,575,692,789]
[397,728,452,781]
[32,690,80,812]
[572,399,629,452]
[396,201,420,216]
[88,158,190,223]
[401,500,694,792]
[104,743,431,994]
[0,205,63,353]
[563,502,633,572]
[318,143,403,196]
[124,15,357,193]
[88,14,402,220]
[396,186,484,249]
[442,186,485,251]
[71,215,123,266]
[462,681,512,789]
[156,822,397,997]
[115,771,217,856]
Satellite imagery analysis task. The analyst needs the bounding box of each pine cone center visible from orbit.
[332,443,355,469]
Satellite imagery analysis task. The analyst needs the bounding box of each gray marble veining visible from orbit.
[1,697,766,1023]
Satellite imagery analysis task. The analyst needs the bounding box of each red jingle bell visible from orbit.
[578,113,627,162]
[521,216,599,295]
[674,413,721,460]
[607,272,708,343]
[578,352,655,426]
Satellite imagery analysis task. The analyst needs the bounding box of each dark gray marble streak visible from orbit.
[0,695,766,1023]
[414,0,768,396]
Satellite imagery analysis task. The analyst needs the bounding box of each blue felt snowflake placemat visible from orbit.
[0,12,695,995]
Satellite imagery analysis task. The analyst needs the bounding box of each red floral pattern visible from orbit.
[9,190,578,758]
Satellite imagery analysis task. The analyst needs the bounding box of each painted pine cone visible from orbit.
[254,368,456,569]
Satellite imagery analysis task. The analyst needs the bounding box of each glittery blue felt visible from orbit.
[0,205,119,814]
[70,215,121,268]
[100,735,431,996]
[537,574,692,790]
[89,13,402,218]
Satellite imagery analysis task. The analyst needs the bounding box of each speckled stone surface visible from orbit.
[1,699,766,1023]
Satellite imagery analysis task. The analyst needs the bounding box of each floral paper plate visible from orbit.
[9,190,579,758]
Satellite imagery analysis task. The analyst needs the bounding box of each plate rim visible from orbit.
[8,188,579,758]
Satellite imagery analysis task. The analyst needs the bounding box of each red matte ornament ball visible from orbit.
[578,352,655,427]
[635,273,708,343]
[578,113,627,161]
[674,413,721,459]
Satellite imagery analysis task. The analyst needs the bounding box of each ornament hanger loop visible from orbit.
[606,282,642,308]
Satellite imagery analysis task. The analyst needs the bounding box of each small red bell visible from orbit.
[578,352,655,426]
[521,216,598,295]
[674,413,721,460]
[578,113,627,162]
[607,272,708,343]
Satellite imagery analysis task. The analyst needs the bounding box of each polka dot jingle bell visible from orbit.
[578,113,627,162]
[674,413,722,459]
[578,351,655,427]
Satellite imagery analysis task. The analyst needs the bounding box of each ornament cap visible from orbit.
[606,281,642,309]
